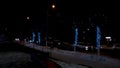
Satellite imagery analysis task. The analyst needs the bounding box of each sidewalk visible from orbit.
[25,43,120,68]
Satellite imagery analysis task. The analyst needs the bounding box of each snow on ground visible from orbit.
[24,43,120,68]
[50,59,91,68]
[0,52,32,68]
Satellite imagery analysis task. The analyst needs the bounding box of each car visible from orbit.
[112,44,120,50]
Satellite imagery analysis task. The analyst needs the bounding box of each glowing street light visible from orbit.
[52,4,55,9]
[46,4,56,46]
[27,16,30,20]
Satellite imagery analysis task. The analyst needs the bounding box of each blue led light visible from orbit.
[32,32,35,43]
[96,26,101,49]
[38,32,41,45]
[74,28,78,46]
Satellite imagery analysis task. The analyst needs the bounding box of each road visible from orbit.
[0,42,62,68]
[23,42,120,68]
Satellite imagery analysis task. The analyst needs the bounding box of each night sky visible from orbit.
[0,1,120,44]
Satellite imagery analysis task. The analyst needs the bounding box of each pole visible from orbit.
[46,2,49,47]
[46,2,55,47]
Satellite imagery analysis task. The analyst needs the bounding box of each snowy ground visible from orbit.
[51,59,91,68]
[25,43,120,68]
[0,52,32,68]
[0,51,91,68]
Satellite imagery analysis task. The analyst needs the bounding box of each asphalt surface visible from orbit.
[0,42,62,68]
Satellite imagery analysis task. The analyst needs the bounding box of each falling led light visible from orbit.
[96,26,101,56]
[96,26,101,49]
[38,32,41,45]
[74,28,78,46]
[32,32,35,43]
[73,27,78,51]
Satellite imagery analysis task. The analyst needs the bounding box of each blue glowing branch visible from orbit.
[74,28,78,46]
[38,32,41,45]
[96,26,101,49]
[32,32,35,43]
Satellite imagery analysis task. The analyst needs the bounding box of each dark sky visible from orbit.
[0,0,120,43]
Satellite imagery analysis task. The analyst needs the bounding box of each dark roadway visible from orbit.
[0,42,62,68]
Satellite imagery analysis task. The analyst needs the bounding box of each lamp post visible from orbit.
[46,3,56,47]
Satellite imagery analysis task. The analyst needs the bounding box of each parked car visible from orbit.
[112,44,120,50]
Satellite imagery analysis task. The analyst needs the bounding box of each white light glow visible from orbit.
[85,46,88,50]
[105,36,111,39]
[105,36,112,41]
[15,38,20,41]
[27,17,30,20]
[52,4,55,8]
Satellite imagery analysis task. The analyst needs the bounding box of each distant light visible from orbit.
[87,28,90,31]
[85,46,88,50]
[52,4,55,9]
[29,40,32,43]
[58,42,61,45]
[105,36,112,41]
[27,17,30,20]
[15,38,20,41]
[105,36,111,39]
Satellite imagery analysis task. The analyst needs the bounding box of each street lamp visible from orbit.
[27,16,30,20]
[52,4,55,9]
[46,4,56,47]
